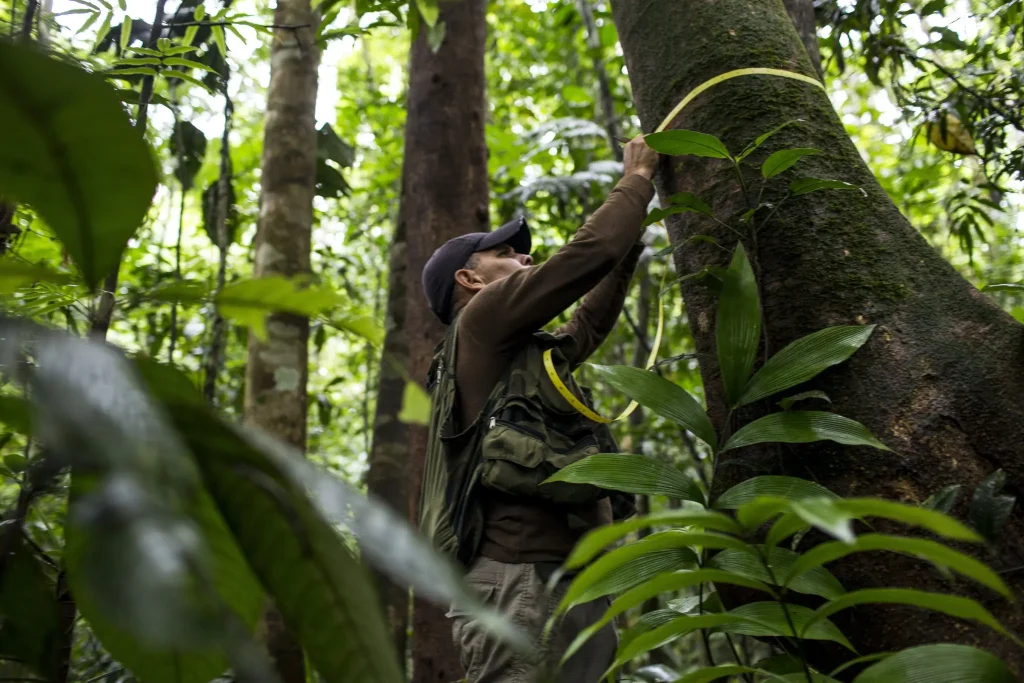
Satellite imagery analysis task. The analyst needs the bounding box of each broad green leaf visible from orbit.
[667,191,714,216]
[674,665,789,683]
[0,260,73,293]
[669,589,724,615]
[544,453,704,504]
[761,148,820,178]
[398,381,430,425]
[829,653,894,678]
[556,530,751,614]
[714,476,839,509]
[764,512,811,548]
[838,498,981,541]
[415,0,439,26]
[643,204,708,227]
[589,364,717,449]
[0,42,158,286]
[737,326,875,406]
[564,509,742,569]
[717,244,761,407]
[790,497,857,543]
[721,412,889,452]
[645,129,731,159]
[606,613,752,678]
[784,534,1010,598]
[804,589,1011,639]
[852,644,1015,683]
[107,66,159,77]
[721,602,854,650]
[778,390,831,410]
[561,569,773,663]
[709,546,845,599]
[968,469,1015,541]
[216,276,341,341]
[736,119,804,161]
[922,484,961,514]
[163,407,404,683]
[789,177,861,196]
[567,548,695,612]
[616,608,685,650]
[325,314,385,346]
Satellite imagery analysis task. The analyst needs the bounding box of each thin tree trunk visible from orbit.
[365,1,489,679]
[612,0,1024,672]
[782,0,822,78]
[576,0,622,160]
[246,1,319,680]
[203,89,234,402]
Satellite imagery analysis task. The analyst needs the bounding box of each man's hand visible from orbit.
[623,134,659,180]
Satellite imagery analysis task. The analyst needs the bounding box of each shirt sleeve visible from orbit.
[459,174,655,356]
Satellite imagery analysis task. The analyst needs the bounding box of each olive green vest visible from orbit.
[418,316,631,566]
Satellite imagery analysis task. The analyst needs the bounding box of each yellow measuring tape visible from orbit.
[542,67,826,423]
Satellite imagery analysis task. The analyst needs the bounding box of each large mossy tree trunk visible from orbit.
[365,0,489,680]
[612,0,1024,671]
[245,2,319,681]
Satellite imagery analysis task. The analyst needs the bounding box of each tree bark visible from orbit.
[612,0,1024,672]
[365,1,489,680]
[245,2,319,681]
[782,0,822,77]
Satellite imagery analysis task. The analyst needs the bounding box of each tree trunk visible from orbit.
[782,0,822,77]
[364,1,489,681]
[576,0,622,159]
[245,2,319,681]
[612,0,1024,672]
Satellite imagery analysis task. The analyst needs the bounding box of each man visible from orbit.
[419,135,659,682]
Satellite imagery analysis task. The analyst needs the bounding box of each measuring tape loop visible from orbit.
[542,67,824,423]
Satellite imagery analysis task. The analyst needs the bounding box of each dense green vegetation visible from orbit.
[0,0,1021,680]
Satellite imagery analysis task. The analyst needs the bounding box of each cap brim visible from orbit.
[478,217,531,255]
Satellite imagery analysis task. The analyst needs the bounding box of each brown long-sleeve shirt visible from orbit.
[455,174,655,562]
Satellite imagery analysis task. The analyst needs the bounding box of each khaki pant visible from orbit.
[448,556,617,683]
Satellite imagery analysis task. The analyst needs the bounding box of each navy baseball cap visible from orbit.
[422,216,531,324]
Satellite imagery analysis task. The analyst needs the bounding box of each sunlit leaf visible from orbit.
[714,476,839,509]
[397,381,430,425]
[645,129,731,159]
[761,148,820,178]
[0,42,158,286]
[216,276,341,341]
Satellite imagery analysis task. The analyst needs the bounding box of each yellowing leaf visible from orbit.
[398,381,430,425]
[926,114,976,155]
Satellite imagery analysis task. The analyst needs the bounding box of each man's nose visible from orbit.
[518,253,533,266]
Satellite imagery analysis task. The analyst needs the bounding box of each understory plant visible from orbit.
[543,125,1021,682]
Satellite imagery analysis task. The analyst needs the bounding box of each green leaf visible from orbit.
[829,653,894,678]
[0,42,158,286]
[667,191,714,216]
[607,613,752,677]
[93,12,112,50]
[778,390,831,410]
[589,364,717,449]
[674,665,789,683]
[738,325,875,406]
[561,84,590,104]
[0,260,73,293]
[722,411,889,452]
[804,589,1011,640]
[107,66,159,77]
[564,509,743,569]
[564,546,696,613]
[736,119,804,161]
[922,484,961,514]
[709,546,845,599]
[968,469,1015,542]
[717,244,761,407]
[643,204,705,227]
[325,314,384,346]
[555,530,753,614]
[645,129,731,159]
[789,177,861,196]
[183,24,199,46]
[114,56,162,66]
[721,602,854,650]
[852,644,1016,683]
[761,148,820,178]
[211,24,227,56]
[714,475,839,509]
[397,381,430,425]
[415,0,439,26]
[790,497,857,543]
[561,568,773,663]
[216,276,341,341]
[119,17,132,51]
[163,69,214,92]
[193,3,206,21]
[784,534,1010,598]
[543,453,704,503]
[164,57,220,75]
[837,498,981,541]
[982,283,1024,292]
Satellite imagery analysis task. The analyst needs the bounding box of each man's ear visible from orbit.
[454,267,485,293]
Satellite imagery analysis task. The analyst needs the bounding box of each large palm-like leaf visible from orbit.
[717,244,761,407]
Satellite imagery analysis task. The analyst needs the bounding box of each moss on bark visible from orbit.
[613,0,1024,671]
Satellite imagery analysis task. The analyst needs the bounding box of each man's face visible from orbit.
[454,243,534,299]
